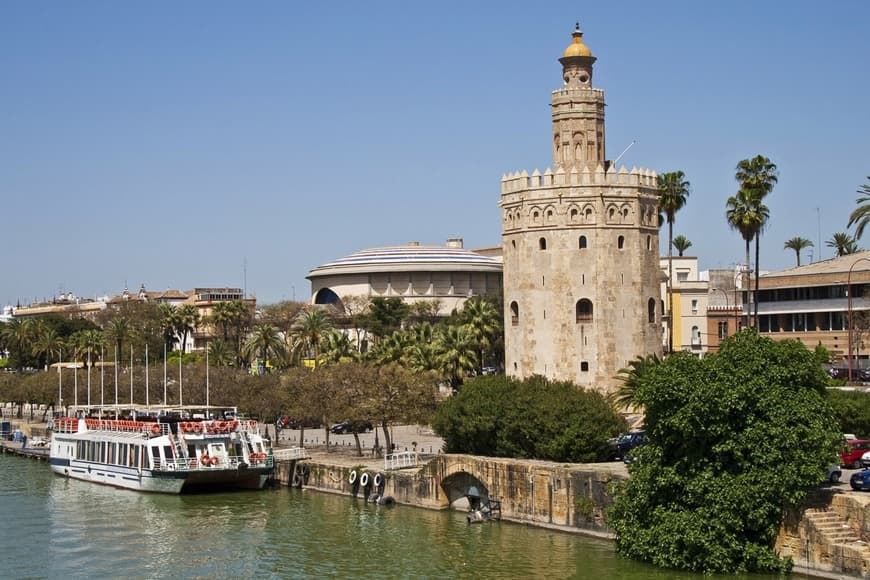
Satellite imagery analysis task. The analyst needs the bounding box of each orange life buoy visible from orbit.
[209,456,219,467]
[150,423,161,436]
[215,421,226,434]
[192,422,202,434]
[250,420,258,431]
[200,454,210,466]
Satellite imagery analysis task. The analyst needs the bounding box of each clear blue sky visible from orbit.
[2,1,868,306]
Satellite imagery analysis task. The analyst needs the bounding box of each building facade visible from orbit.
[500,24,662,392]
[306,238,503,316]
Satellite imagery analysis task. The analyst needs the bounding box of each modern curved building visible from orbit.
[307,238,502,315]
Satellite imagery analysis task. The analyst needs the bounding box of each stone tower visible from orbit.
[500,23,663,393]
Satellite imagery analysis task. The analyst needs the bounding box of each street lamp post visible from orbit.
[847,258,870,382]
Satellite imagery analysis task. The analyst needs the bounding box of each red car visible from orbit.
[840,439,870,468]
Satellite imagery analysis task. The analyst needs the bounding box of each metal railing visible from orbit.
[153,454,272,471]
[272,447,306,461]
[384,451,418,471]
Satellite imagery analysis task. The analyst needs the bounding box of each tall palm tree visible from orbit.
[31,322,64,371]
[434,325,478,389]
[672,235,692,257]
[157,303,180,352]
[71,329,105,368]
[735,155,778,326]
[289,309,334,367]
[827,232,859,257]
[243,324,286,372]
[0,318,36,371]
[784,237,814,267]
[207,339,233,367]
[846,177,870,239]
[658,170,691,352]
[457,296,502,371]
[174,304,200,354]
[726,189,770,329]
[105,317,133,361]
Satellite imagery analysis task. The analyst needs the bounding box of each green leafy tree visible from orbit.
[671,234,692,257]
[207,339,233,367]
[658,170,691,352]
[784,236,814,267]
[846,177,870,240]
[104,317,133,362]
[432,375,626,462]
[357,297,409,346]
[608,330,840,574]
[827,232,859,257]
[30,321,64,371]
[0,318,36,371]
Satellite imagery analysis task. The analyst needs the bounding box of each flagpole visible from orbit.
[206,340,210,409]
[163,343,167,406]
[87,349,91,407]
[130,345,134,407]
[100,345,104,409]
[145,343,150,407]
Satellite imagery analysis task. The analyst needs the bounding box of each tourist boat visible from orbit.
[48,406,273,493]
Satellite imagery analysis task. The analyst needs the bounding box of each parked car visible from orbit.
[828,464,843,484]
[329,420,373,435]
[279,416,321,430]
[851,469,870,491]
[840,439,870,469]
[614,430,646,462]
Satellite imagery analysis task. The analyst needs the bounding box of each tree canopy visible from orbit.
[608,330,840,574]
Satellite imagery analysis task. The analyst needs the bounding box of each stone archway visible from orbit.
[440,470,490,510]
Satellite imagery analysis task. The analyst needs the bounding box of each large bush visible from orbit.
[826,388,870,437]
[608,330,841,574]
[431,375,626,462]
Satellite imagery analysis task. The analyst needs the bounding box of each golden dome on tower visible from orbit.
[562,22,592,57]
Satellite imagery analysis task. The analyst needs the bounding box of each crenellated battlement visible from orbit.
[500,164,658,194]
[551,86,605,99]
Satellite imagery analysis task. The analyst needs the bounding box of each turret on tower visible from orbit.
[551,23,606,171]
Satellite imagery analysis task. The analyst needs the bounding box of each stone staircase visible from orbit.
[800,506,870,577]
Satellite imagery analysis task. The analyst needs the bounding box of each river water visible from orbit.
[0,455,814,579]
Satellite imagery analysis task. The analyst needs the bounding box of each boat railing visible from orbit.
[272,447,307,461]
[154,454,273,472]
[384,451,418,471]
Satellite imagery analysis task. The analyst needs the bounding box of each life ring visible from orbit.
[200,454,210,466]
[373,473,383,488]
[250,420,258,431]
[215,421,226,434]
[348,470,358,484]
[360,472,370,487]
[295,462,305,477]
[151,424,161,436]
[192,423,202,434]
[293,473,302,487]
[209,456,219,467]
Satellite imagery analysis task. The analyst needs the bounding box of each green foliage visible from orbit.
[827,389,870,437]
[432,375,627,462]
[608,330,841,574]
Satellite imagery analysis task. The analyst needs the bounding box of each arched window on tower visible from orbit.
[618,235,625,249]
[539,237,547,250]
[648,298,656,323]
[579,236,587,249]
[510,301,519,326]
[576,299,593,323]
[646,235,651,251]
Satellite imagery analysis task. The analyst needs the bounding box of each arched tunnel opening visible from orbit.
[441,471,489,511]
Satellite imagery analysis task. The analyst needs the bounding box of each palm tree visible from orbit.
[457,296,502,371]
[735,155,778,327]
[783,237,814,267]
[434,325,478,389]
[105,317,133,361]
[243,324,286,372]
[672,235,692,257]
[289,309,334,367]
[321,330,357,364]
[70,329,105,369]
[827,232,859,257]
[609,353,662,412]
[158,303,180,352]
[658,170,691,352]
[207,339,233,367]
[846,177,870,239]
[31,322,64,371]
[726,188,770,329]
[174,304,200,354]
[0,318,36,371]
